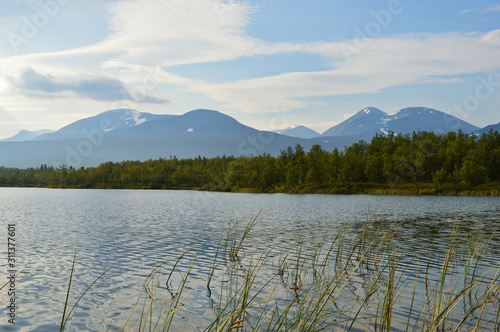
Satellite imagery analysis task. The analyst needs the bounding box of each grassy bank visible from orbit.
[56,216,500,331]
[232,182,500,196]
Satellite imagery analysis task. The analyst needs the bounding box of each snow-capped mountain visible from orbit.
[0,107,496,168]
[387,107,479,134]
[36,109,172,140]
[273,125,321,139]
[322,107,387,137]
[112,109,257,137]
[2,129,54,142]
[322,107,480,137]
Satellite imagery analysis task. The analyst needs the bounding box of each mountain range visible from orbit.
[3,129,55,142]
[0,107,497,168]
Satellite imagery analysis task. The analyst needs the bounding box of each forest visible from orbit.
[1,130,499,195]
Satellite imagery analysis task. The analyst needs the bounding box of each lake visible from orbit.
[0,188,499,331]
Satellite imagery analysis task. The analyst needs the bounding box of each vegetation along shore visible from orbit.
[56,216,500,331]
[1,130,499,196]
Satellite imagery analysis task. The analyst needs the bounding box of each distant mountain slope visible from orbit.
[0,130,356,169]
[322,107,386,137]
[36,109,172,140]
[274,125,321,139]
[113,109,257,137]
[2,129,54,142]
[387,107,479,134]
[475,122,500,135]
[322,107,480,137]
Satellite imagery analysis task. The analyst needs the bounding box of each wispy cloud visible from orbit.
[459,9,474,15]
[460,5,500,15]
[188,31,500,113]
[102,0,259,67]
[8,68,168,103]
[486,5,500,12]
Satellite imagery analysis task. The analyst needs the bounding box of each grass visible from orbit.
[57,215,500,331]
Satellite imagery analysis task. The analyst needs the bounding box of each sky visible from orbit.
[1,0,500,139]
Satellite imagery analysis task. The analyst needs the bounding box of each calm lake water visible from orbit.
[0,188,499,331]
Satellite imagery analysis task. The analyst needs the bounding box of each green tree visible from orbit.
[459,160,489,188]
[432,168,448,190]
[365,155,384,183]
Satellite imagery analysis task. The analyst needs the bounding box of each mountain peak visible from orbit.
[358,107,386,115]
[35,109,165,140]
[396,107,436,115]
[109,108,257,138]
[274,125,321,139]
[104,108,138,114]
[322,107,386,137]
[184,109,223,116]
[180,109,244,123]
[322,106,480,137]
[2,129,54,142]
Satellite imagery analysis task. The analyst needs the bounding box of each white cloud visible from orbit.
[7,67,168,103]
[460,5,500,15]
[1,0,500,128]
[102,0,260,67]
[486,5,500,13]
[481,29,500,46]
[459,9,474,15]
[187,32,500,113]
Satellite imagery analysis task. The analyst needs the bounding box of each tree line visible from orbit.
[1,130,499,194]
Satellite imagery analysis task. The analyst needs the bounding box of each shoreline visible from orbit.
[1,183,498,196]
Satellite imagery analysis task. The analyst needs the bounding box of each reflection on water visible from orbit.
[0,188,499,331]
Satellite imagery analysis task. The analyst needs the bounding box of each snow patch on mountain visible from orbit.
[123,110,148,127]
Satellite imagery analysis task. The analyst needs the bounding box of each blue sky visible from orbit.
[1,0,500,138]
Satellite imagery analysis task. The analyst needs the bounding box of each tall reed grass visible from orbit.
[60,216,500,331]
